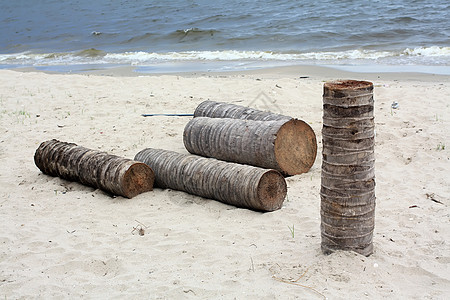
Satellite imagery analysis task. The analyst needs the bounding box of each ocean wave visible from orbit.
[402,46,450,57]
[74,48,107,57]
[105,47,450,63]
[105,47,450,61]
[1,46,449,66]
[117,28,220,46]
[121,32,155,44]
[170,28,219,39]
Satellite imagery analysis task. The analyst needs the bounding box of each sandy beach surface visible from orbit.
[0,66,449,299]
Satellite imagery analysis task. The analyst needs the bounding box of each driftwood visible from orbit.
[134,148,287,212]
[183,117,317,176]
[320,80,376,257]
[34,139,154,198]
[194,100,292,121]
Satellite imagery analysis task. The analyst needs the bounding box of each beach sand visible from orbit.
[0,66,449,299]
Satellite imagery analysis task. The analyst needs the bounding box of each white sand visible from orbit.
[0,67,449,299]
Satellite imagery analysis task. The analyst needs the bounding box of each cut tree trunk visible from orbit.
[34,139,154,198]
[320,80,376,257]
[194,100,292,121]
[183,117,317,176]
[134,148,287,212]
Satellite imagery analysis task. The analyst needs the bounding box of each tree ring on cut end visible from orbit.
[122,162,154,198]
[274,119,317,175]
[324,80,373,92]
[256,170,287,211]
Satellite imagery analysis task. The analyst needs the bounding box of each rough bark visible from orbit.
[320,80,376,257]
[34,139,154,198]
[134,148,287,212]
[194,100,292,121]
[183,117,317,176]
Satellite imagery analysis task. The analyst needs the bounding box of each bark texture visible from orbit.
[184,117,317,176]
[321,80,376,257]
[194,100,292,121]
[34,139,154,198]
[134,148,287,212]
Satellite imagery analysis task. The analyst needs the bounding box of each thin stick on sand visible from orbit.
[141,113,194,117]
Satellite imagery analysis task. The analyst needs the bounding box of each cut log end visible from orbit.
[274,119,317,175]
[323,80,374,100]
[324,80,373,91]
[256,170,287,211]
[121,162,155,198]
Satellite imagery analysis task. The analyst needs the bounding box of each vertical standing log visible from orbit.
[320,80,376,256]
[134,148,287,212]
[183,117,317,176]
[194,100,292,121]
[34,139,154,198]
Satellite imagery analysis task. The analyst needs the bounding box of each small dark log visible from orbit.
[320,80,376,257]
[134,148,287,212]
[183,117,317,176]
[34,139,154,198]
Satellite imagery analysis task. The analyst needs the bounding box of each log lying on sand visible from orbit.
[191,100,317,175]
[134,148,287,212]
[34,139,154,198]
[194,100,292,121]
[320,80,376,257]
[184,117,317,176]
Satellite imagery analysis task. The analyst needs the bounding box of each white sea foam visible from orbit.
[402,46,450,57]
[1,47,449,66]
[105,50,290,62]
[104,47,450,63]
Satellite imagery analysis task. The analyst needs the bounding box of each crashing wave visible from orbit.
[1,46,449,66]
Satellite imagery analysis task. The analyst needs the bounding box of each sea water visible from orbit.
[1,0,449,73]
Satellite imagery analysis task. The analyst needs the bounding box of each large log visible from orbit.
[134,148,287,212]
[320,80,376,257]
[34,139,154,198]
[183,117,317,176]
[194,100,292,121]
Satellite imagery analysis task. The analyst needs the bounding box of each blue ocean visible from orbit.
[1,0,449,73]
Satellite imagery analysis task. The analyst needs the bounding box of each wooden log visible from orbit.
[194,100,292,121]
[183,116,317,176]
[320,80,376,257]
[34,139,154,198]
[191,100,317,175]
[134,148,287,212]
